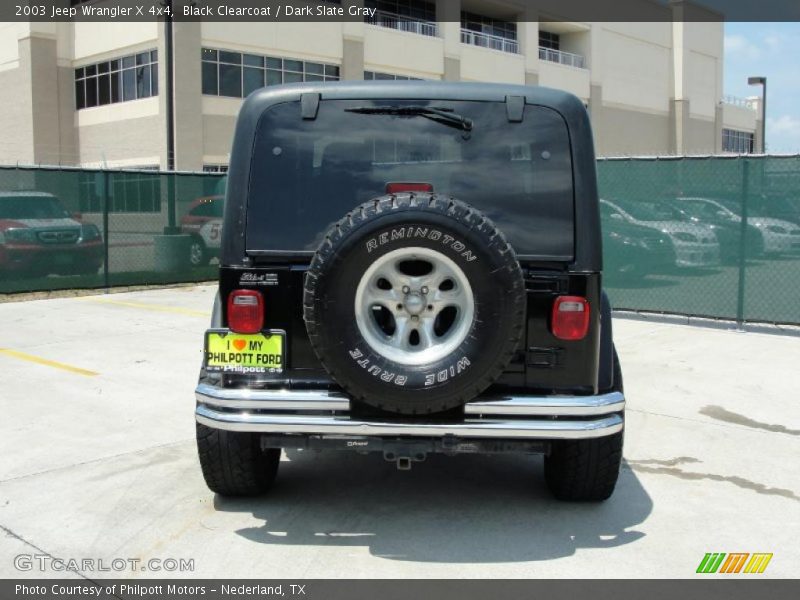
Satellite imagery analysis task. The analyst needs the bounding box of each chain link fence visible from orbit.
[598,155,800,325]
[0,165,225,294]
[1,157,799,325]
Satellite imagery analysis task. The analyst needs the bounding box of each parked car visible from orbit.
[600,200,675,274]
[730,193,800,227]
[180,195,224,266]
[600,198,720,268]
[195,82,626,502]
[667,198,764,261]
[675,197,800,256]
[0,191,103,277]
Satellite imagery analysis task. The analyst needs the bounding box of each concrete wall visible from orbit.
[684,116,717,154]
[0,53,34,165]
[173,22,203,171]
[202,115,237,164]
[722,104,759,132]
[594,23,672,115]
[459,44,525,83]
[591,100,671,157]
[201,22,343,63]
[76,111,162,167]
[72,22,158,61]
[363,27,444,78]
[0,31,78,167]
[538,60,589,101]
[0,23,21,68]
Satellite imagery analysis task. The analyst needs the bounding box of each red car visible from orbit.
[180,195,224,267]
[0,192,104,277]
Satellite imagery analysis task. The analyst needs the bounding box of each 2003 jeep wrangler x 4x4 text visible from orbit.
[195,81,625,501]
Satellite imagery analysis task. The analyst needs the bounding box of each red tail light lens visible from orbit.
[227,289,264,333]
[385,182,434,194]
[551,296,590,341]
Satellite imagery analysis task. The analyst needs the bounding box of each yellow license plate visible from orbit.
[204,330,284,374]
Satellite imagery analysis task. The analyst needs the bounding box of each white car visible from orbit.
[601,199,720,268]
[676,197,800,256]
[180,195,224,266]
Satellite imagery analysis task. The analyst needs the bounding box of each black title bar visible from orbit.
[2,579,800,600]
[6,0,800,22]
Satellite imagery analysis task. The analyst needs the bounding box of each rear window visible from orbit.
[246,99,574,258]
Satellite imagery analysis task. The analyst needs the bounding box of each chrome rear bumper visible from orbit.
[195,383,624,440]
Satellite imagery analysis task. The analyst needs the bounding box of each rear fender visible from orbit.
[597,290,615,391]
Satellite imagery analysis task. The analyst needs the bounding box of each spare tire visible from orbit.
[303,193,525,414]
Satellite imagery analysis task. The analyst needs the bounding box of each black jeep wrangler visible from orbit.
[196,81,624,501]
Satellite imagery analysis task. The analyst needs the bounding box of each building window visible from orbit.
[78,167,161,213]
[203,164,229,173]
[460,11,517,41]
[722,129,755,154]
[364,71,422,81]
[539,31,560,50]
[201,48,339,98]
[75,50,158,110]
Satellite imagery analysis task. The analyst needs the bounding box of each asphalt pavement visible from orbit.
[0,285,797,578]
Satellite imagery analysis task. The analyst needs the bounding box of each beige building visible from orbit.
[0,0,761,171]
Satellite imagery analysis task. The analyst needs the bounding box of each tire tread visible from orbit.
[544,350,624,502]
[196,423,280,496]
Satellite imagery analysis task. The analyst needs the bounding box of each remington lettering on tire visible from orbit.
[303,193,525,414]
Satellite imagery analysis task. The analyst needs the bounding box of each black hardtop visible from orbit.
[222,80,602,271]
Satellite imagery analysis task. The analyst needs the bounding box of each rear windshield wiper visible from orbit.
[345,106,473,133]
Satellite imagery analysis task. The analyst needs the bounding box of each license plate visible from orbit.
[54,254,73,265]
[204,329,284,374]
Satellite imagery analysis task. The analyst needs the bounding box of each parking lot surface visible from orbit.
[0,285,798,578]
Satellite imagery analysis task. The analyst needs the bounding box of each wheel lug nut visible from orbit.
[402,286,410,294]
[421,286,429,295]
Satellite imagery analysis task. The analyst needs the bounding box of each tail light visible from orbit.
[227,289,264,333]
[551,296,590,341]
[385,182,434,194]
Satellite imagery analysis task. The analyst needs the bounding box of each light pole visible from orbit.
[162,0,178,234]
[747,76,767,153]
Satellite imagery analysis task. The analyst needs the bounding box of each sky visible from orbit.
[724,22,800,153]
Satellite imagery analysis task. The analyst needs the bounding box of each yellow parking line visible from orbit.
[85,298,209,317]
[0,348,99,377]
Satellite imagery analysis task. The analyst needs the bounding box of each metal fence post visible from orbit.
[735,159,750,329]
[103,170,110,291]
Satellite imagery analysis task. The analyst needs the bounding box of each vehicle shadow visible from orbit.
[214,451,653,563]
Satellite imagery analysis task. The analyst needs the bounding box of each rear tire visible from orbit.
[189,237,208,267]
[544,349,623,502]
[196,423,280,496]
